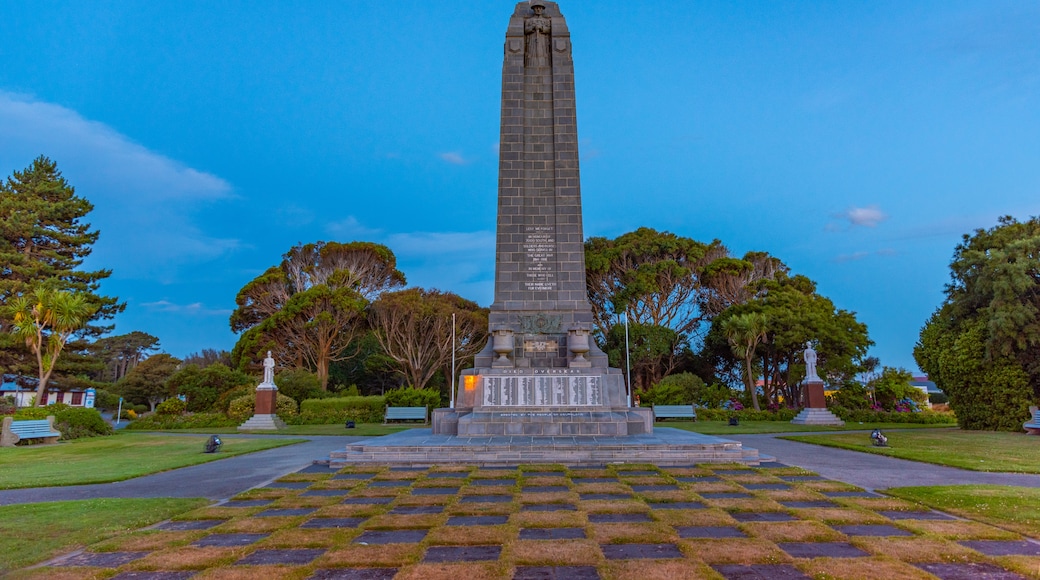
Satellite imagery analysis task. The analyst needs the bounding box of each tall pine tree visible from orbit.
[0,156,123,376]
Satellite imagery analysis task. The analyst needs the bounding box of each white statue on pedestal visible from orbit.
[803,342,820,382]
[260,351,276,388]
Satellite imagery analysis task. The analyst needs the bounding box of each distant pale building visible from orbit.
[1,374,94,408]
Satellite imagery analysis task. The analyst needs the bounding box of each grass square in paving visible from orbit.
[959,540,1040,556]
[447,515,510,526]
[193,533,267,547]
[310,569,399,579]
[915,562,1027,580]
[519,527,586,540]
[601,543,683,559]
[235,548,325,565]
[301,517,366,529]
[676,526,747,539]
[369,480,411,488]
[354,529,427,544]
[423,545,502,562]
[156,519,225,531]
[513,565,600,579]
[834,524,913,537]
[779,542,870,558]
[266,481,312,489]
[713,564,811,579]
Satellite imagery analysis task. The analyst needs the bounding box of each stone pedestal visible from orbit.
[791,380,844,426]
[238,385,286,431]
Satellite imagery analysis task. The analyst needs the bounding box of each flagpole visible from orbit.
[450,312,457,409]
[625,311,632,408]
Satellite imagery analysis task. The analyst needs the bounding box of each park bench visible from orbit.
[1024,406,1040,435]
[384,406,428,425]
[1,416,61,447]
[652,404,697,422]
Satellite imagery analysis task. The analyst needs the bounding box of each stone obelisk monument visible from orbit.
[433,1,652,436]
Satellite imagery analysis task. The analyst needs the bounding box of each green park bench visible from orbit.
[1024,407,1040,435]
[652,404,697,422]
[384,406,428,425]
[1,416,61,447]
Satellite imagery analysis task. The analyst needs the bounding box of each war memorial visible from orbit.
[331,1,764,467]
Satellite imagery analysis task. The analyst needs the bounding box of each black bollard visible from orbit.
[728,416,739,426]
[345,420,356,429]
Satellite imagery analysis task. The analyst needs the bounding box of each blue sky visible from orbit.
[1,1,1038,372]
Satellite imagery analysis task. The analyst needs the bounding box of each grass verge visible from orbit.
[0,497,208,572]
[885,485,1040,539]
[132,423,411,437]
[665,420,956,435]
[0,433,305,489]
[783,430,1040,473]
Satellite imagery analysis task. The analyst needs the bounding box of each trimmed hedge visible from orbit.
[155,398,187,416]
[292,396,386,425]
[830,407,956,424]
[385,387,442,409]
[696,408,799,422]
[53,407,113,439]
[127,412,239,430]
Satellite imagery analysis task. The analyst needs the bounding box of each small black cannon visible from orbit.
[870,429,888,447]
[728,416,740,426]
[345,420,356,429]
[204,435,223,453]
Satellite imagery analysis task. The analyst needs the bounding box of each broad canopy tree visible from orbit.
[117,353,181,411]
[916,216,1040,430]
[369,288,488,391]
[230,241,406,389]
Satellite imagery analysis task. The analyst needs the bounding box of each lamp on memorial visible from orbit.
[464,375,479,391]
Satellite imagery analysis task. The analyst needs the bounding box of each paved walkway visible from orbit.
[0,436,366,506]
[2,430,1038,507]
[731,433,1040,491]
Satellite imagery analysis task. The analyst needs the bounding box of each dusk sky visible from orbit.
[2,1,1038,373]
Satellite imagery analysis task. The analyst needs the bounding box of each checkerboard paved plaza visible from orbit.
[26,464,1040,579]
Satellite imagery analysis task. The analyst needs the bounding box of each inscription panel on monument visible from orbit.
[483,376,601,407]
[523,226,557,291]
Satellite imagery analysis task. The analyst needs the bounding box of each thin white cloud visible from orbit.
[0,91,240,277]
[386,231,495,256]
[832,205,890,230]
[325,216,383,239]
[833,249,898,263]
[439,152,469,165]
[141,300,232,317]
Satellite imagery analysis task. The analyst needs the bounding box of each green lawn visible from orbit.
[0,433,304,489]
[0,498,209,572]
[784,430,1040,473]
[142,423,410,437]
[664,420,957,435]
[885,485,1040,539]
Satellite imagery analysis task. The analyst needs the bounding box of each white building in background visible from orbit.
[1,375,95,408]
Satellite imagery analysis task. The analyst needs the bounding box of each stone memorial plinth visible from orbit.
[332,1,763,467]
[791,379,844,426]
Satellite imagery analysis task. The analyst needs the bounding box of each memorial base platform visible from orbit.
[329,427,768,468]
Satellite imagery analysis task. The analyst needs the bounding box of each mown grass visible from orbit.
[0,498,209,573]
[885,485,1040,539]
[0,433,304,489]
[665,420,956,435]
[145,423,410,437]
[784,430,1040,473]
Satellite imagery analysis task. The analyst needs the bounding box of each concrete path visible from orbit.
[0,436,366,506]
[3,430,1038,507]
[732,433,1040,491]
